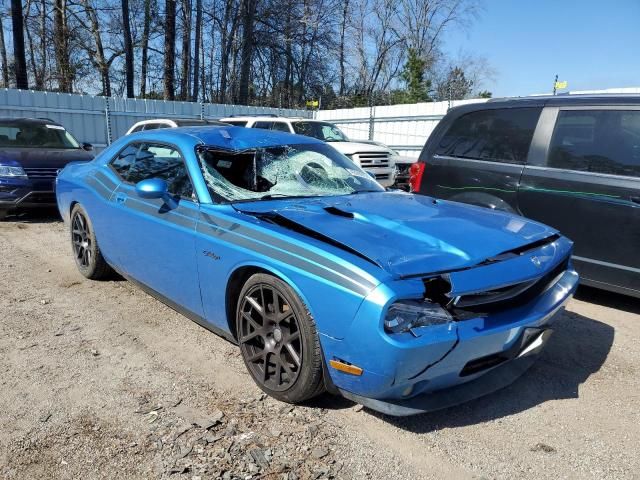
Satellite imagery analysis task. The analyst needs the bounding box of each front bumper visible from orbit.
[321,266,578,415]
[339,327,553,416]
[0,178,56,210]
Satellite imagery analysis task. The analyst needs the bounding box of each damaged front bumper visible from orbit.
[320,254,579,416]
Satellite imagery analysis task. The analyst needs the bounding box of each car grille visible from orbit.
[354,152,390,168]
[375,173,390,180]
[449,256,570,314]
[24,167,59,179]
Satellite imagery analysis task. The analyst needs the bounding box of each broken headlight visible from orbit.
[384,300,452,334]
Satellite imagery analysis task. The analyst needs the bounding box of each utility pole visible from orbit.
[553,74,558,95]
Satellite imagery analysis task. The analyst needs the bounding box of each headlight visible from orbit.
[0,165,27,178]
[384,300,452,334]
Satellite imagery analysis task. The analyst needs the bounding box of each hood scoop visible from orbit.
[323,206,354,218]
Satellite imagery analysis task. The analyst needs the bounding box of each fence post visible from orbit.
[368,98,375,141]
[200,102,205,120]
[104,96,113,145]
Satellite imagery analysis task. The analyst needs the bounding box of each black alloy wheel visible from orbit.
[237,274,324,403]
[69,204,112,280]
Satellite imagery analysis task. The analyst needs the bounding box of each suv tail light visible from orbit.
[409,162,425,192]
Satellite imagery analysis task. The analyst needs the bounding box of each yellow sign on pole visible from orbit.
[554,80,568,89]
[306,100,319,108]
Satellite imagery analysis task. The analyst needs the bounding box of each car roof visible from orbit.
[220,116,309,121]
[127,125,323,150]
[488,93,640,107]
[0,117,62,126]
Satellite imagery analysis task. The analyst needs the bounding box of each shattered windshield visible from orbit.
[197,143,383,202]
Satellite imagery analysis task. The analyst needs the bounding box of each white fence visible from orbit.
[316,98,487,158]
[0,88,309,151]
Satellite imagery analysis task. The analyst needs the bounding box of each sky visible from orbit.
[444,0,640,97]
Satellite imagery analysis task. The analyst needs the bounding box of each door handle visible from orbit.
[115,192,127,204]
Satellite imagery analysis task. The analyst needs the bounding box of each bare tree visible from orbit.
[139,0,151,97]
[191,0,201,101]
[238,0,257,104]
[53,0,73,92]
[0,13,8,87]
[163,0,176,99]
[122,0,134,97]
[10,0,28,89]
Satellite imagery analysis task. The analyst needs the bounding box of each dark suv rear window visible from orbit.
[548,110,640,178]
[435,107,541,164]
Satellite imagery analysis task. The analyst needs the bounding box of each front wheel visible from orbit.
[236,273,325,403]
[70,204,112,280]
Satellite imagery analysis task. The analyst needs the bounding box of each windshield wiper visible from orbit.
[259,194,319,201]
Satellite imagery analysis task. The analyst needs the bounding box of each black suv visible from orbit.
[412,95,640,298]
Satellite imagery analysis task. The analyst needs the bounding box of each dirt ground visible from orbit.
[1,211,639,480]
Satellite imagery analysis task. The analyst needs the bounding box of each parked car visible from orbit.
[412,94,640,298]
[0,117,94,219]
[351,139,418,190]
[219,116,397,187]
[125,118,230,135]
[56,125,578,415]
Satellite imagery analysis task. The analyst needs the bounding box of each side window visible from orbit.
[110,143,195,199]
[130,125,144,133]
[143,123,161,131]
[253,121,274,130]
[435,108,541,164]
[548,110,640,177]
[271,122,291,133]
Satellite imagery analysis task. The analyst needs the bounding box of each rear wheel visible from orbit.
[70,204,112,280]
[236,273,324,403]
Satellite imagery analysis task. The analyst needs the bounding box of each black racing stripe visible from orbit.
[86,177,112,200]
[197,222,374,296]
[125,197,197,230]
[94,171,117,190]
[199,213,377,291]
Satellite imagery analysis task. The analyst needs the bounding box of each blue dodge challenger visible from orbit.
[56,126,578,415]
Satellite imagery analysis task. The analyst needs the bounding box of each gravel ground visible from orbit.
[1,211,639,480]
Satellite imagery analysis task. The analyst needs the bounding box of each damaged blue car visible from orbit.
[55,126,578,416]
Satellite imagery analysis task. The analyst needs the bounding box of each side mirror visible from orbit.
[82,142,94,152]
[135,178,169,199]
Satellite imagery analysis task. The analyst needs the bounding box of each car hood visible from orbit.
[234,192,560,279]
[0,148,94,168]
[328,142,391,155]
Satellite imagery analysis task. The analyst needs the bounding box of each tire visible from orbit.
[236,273,325,403]
[70,204,112,280]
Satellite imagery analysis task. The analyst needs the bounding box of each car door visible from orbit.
[518,106,640,295]
[106,141,204,315]
[420,106,542,212]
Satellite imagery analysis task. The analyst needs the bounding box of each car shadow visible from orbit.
[310,308,614,431]
[574,285,640,315]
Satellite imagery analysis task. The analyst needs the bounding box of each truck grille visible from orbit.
[355,152,390,167]
[24,167,59,179]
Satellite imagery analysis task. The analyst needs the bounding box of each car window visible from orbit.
[253,121,274,130]
[130,125,144,133]
[143,123,163,131]
[548,110,640,177]
[435,108,542,164]
[271,122,291,133]
[110,142,195,199]
[0,121,81,149]
[224,120,248,127]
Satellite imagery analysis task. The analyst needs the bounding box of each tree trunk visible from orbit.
[238,0,256,105]
[163,0,176,100]
[53,0,72,92]
[338,0,349,96]
[81,0,110,96]
[122,0,134,98]
[10,0,28,89]
[24,0,41,89]
[191,0,201,101]
[139,0,151,97]
[40,0,46,88]
[179,0,191,101]
[0,16,9,87]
